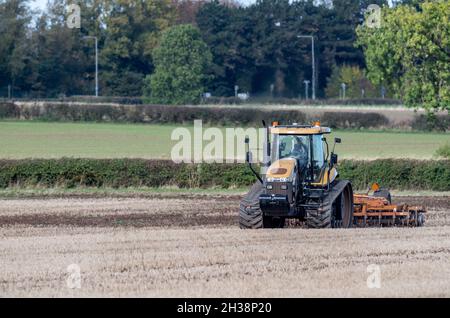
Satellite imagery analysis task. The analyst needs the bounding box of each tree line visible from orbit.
[0,0,447,112]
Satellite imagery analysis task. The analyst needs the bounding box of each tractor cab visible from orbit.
[269,123,334,185]
[265,122,341,189]
[244,121,344,223]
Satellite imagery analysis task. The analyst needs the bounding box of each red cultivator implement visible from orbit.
[353,193,426,227]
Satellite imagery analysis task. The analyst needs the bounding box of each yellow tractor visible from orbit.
[239,121,426,229]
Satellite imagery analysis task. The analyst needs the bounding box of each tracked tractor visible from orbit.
[239,121,426,229]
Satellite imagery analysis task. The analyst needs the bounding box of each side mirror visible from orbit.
[335,138,342,144]
[330,153,338,166]
[245,137,251,163]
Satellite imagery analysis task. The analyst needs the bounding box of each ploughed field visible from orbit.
[0,194,449,297]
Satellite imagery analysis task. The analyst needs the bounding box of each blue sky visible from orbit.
[31,0,46,11]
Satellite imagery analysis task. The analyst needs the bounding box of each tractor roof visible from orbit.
[270,123,331,135]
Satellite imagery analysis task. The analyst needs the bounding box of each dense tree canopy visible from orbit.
[325,65,379,99]
[357,0,450,111]
[100,0,176,96]
[0,0,32,96]
[0,0,446,109]
[196,0,389,98]
[144,24,212,105]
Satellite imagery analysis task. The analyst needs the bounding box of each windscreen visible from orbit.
[272,135,310,167]
[272,134,326,182]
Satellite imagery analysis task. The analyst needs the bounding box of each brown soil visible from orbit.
[0,195,447,228]
[0,195,449,297]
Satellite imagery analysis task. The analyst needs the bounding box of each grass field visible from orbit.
[0,121,448,160]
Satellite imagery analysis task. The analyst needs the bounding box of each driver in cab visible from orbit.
[291,139,308,161]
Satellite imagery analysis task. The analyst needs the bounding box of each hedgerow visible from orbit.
[0,159,448,191]
[0,102,394,129]
[2,102,448,130]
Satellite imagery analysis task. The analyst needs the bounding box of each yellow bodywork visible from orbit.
[267,158,338,187]
[266,159,296,179]
[311,167,338,187]
[270,127,331,135]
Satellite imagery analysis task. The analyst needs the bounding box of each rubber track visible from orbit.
[306,180,351,229]
[239,182,264,229]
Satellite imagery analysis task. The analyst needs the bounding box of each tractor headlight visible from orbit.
[266,184,273,190]
[267,177,291,183]
[281,184,288,190]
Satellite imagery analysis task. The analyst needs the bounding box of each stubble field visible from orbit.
[0,194,449,298]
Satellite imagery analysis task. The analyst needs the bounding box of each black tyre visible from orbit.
[239,183,264,229]
[239,183,285,229]
[373,189,392,204]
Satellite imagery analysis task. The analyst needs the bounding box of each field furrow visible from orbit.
[0,195,449,297]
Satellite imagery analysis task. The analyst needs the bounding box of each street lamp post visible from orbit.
[82,36,99,97]
[297,35,316,100]
[341,83,347,100]
[304,80,310,100]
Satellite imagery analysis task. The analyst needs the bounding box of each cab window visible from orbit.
[312,134,326,180]
[272,135,310,170]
